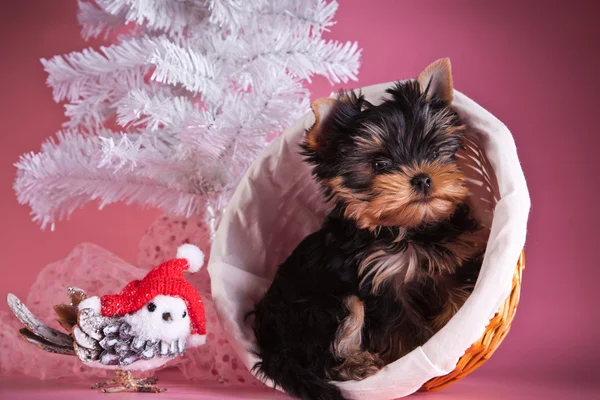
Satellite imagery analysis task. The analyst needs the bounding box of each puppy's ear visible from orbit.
[304,97,338,153]
[303,91,364,155]
[417,58,454,103]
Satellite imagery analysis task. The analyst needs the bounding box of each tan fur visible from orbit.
[328,160,469,232]
[432,285,472,331]
[357,161,468,230]
[359,217,486,296]
[357,123,385,149]
[417,229,486,277]
[332,350,384,381]
[328,177,372,223]
[305,97,337,152]
[444,230,488,266]
[417,58,454,102]
[333,296,365,359]
[331,296,383,381]
[358,244,419,294]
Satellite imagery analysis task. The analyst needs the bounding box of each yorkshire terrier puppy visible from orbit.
[250,59,487,400]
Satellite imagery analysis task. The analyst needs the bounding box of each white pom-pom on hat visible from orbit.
[176,244,205,273]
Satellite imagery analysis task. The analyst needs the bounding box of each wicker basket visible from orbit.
[208,80,530,399]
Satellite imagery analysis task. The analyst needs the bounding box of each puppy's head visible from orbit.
[302,58,468,230]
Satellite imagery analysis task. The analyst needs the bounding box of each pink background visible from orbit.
[1,0,597,398]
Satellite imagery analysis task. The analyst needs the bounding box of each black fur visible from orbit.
[250,79,485,400]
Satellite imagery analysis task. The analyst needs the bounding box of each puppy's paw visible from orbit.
[333,351,384,381]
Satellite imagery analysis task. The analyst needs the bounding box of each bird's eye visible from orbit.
[372,159,391,173]
[147,302,156,312]
[182,311,187,318]
[429,151,439,161]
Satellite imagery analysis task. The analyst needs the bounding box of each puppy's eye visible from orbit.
[429,151,439,161]
[372,160,391,173]
[147,302,156,312]
[182,311,187,318]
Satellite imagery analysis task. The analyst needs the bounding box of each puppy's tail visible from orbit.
[253,354,346,400]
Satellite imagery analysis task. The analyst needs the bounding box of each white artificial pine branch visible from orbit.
[178,70,308,164]
[77,0,125,40]
[63,97,114,132]
[61,67,149,132]
[41,37,158,103]
[15,131,205,230]
[16,0,361,231]
[233,31,360,84]
[98,134,189,177]
[115,86,196,130]
[149,37,219,97]
[96,0,209,35]
[255,0,338,36]
[208,0,266,28]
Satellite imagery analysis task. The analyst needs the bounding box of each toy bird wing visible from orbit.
[7,288,110,364]
[7,292,78,356]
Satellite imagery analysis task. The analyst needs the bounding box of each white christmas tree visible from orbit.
[15,0,361,236]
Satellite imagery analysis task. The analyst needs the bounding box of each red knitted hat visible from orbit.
[100,244,206,336]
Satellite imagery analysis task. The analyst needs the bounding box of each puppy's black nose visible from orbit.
[162,312,172,322]
[411,174,433,193]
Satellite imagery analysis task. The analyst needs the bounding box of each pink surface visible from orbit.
[0,0,598,398]
[0,372,597,400]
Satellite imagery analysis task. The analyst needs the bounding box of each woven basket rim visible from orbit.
[420,250,525,391]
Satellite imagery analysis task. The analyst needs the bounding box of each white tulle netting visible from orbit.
[0,215,256,386]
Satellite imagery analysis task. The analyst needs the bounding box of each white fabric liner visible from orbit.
[208,81,531,399]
